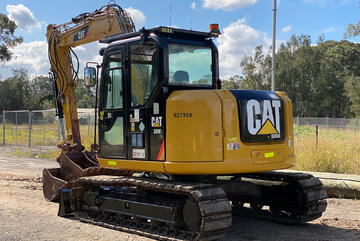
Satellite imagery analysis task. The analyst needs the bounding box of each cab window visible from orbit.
[169,44,212,86]
[103,54,123,109]
[130,42,158,107]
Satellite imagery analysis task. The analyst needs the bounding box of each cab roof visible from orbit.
[100,26,213,44]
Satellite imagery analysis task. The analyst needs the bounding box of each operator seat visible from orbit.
[173,70,189,84]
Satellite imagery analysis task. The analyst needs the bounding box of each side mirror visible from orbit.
[84,67,96,87]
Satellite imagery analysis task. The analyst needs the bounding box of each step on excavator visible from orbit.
[43,3,327,240]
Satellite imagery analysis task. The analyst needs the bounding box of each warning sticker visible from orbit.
[134,109,140,122]
[228,137,239,143]
[133,149,145,159]
[153,102,159,115]
[227,142,240,150]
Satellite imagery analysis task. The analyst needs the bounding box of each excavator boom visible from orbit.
[47,4,134,151]
[43,4,135,201]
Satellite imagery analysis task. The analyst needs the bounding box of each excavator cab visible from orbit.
[90,27,219,163]
[84,27,297,176]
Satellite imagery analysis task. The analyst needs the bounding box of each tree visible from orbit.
[75,78,95,108]
[344,21,360,39]
[29,75,54,110]
[0,69,31,112]
[345,75,360,116]
[221,75,243,89]
[239,45,271,90]
[275,34,321,117]
[0,14,23,62]
[239,35,360,118]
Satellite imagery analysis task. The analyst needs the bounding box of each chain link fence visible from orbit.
[1,109,95,147]
[294,117,360,128]
[1,112,360,147]
[294,117,360,147]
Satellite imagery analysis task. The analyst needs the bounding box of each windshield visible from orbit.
[169,44,212,86]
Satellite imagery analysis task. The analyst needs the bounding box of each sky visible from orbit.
[0,0,359,80]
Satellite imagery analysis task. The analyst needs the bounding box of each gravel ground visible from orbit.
[0,146,359,241]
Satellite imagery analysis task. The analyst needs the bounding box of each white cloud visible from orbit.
[125,7,146,29]
[5,41,48,75]
[3,17,273,81]
[217,18,270,77]
[282,25,292,33]
[323,27,335,34]
[6,4,42,32]
[202,0,258,11]
[191,2,197,10]
[72,42,108,71]
[4,41,108,79]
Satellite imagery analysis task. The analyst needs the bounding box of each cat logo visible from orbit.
[246,99,281,136]
[151,116,163,127]
[73,26,89,41]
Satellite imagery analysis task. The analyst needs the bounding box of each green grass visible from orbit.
[10,148,35,158]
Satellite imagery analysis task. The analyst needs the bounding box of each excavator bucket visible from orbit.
[43,151,133,202]
[42,152,97,201]
[57,152,98,181]
[43,168,70,201]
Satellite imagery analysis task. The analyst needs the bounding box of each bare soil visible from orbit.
[0,146,359,241]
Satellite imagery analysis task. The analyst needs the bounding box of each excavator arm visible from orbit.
[47,3,135,151]
[43,3,136,202]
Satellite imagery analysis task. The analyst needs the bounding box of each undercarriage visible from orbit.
[56,171,327,240]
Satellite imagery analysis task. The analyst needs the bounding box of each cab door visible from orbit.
[127,41,160,160]
[99,51,127,158]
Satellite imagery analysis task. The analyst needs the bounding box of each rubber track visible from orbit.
[71,176,232,241]
[233,171,328,224]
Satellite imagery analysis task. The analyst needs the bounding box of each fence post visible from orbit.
[296,116,299,125]
[28,111,32,147]
[3,110,5,145]
[316,125,318,148]
[15,112,18,145]
[88,113,90,136]
[57,119,60,144]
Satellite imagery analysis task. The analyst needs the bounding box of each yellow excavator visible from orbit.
[43,3,327,240]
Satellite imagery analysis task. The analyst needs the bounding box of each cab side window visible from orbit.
[103,54,123,109]
[130,42,158,107]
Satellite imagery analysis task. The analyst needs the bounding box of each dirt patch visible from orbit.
[0,145,359,241]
